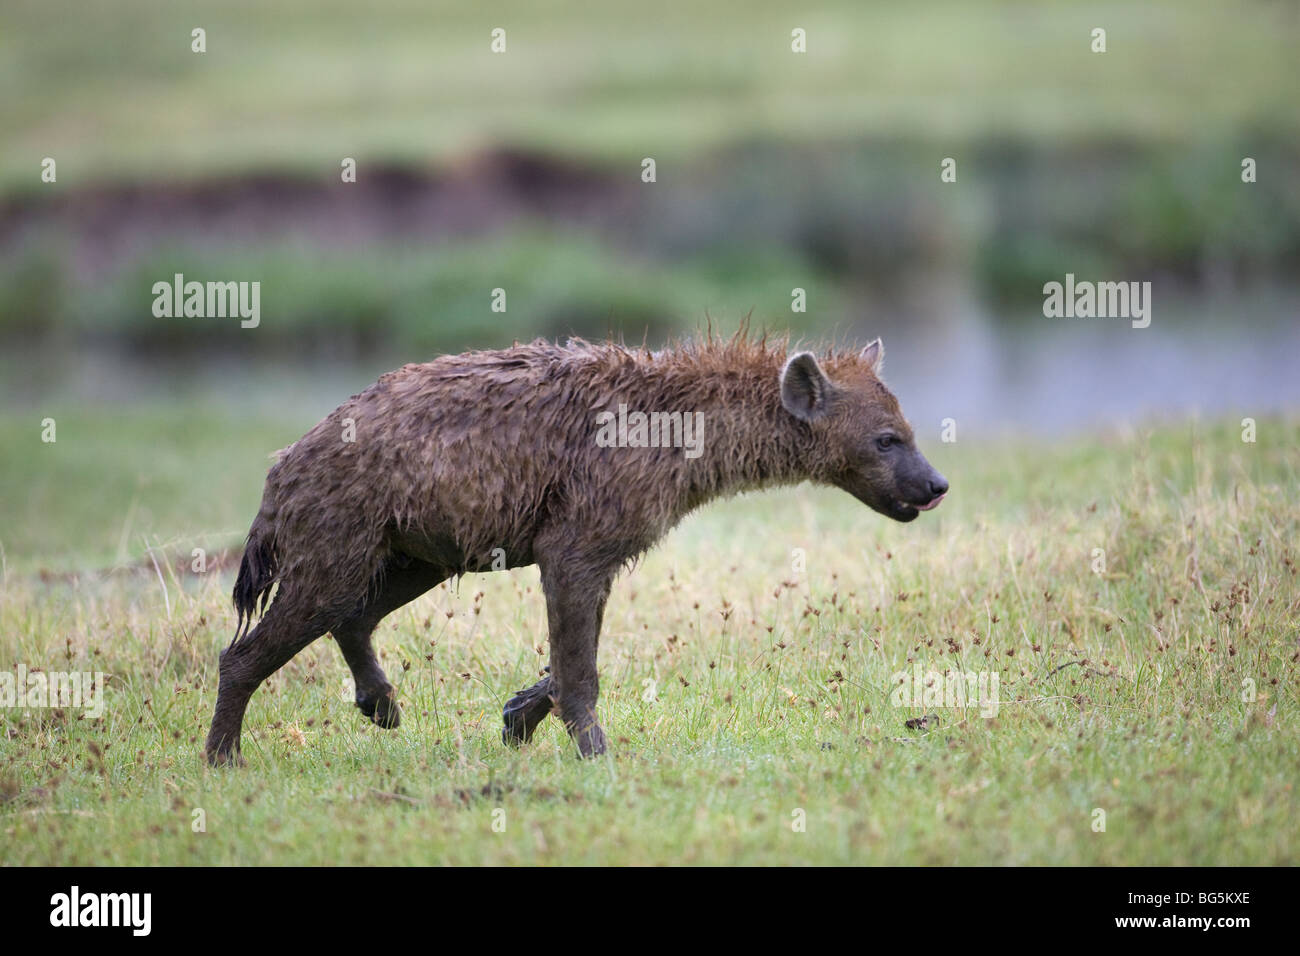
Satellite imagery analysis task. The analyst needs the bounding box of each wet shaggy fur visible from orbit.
[205,332,948,765]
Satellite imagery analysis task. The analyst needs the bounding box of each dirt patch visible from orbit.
[0,149,637,280]
[36,546,240,586]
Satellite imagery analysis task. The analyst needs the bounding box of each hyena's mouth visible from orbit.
[893,492,945,518]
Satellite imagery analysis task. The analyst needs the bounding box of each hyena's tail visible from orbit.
[232,507,279,643]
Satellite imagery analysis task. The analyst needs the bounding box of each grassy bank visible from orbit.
[4,0,1297,190]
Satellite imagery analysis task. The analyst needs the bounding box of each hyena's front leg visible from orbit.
[502,666,554,745]
[532,553,615,757]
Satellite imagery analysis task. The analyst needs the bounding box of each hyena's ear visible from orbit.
[861,338,884,374]
[781,352,832,422]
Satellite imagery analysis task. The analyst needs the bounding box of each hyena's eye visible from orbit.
[875,435,896,452]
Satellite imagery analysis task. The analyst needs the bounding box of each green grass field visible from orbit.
[1,410,1296,864]
[4,0,1297,191]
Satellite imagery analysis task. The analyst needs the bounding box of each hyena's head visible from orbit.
[780,340,948,522]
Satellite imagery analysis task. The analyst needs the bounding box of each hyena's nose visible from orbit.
[929,475,949,497]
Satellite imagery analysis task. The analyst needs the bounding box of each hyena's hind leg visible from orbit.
[333,556,449,729]
[502,666,554,746]
[205,591,330,767]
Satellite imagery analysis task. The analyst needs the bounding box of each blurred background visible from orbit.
[1,0,1297,570]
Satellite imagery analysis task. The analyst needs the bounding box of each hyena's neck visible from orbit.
[670,361,820,506]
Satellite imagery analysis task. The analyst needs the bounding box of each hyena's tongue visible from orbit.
[915,493,946,511]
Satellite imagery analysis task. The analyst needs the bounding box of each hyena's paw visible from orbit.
[502,670,554,746]
[357,689,402,729]
[203,744,247,769]
[559,709,608,759]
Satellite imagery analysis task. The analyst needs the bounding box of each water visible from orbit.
[860,288,1300,437]
[3,288,1296,437]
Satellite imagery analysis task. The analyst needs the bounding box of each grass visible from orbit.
[6,0,1298,356]
[3,0,1298,192]
[1,411,1297,864]
[7,140,1297,351]
[0,227,843,351]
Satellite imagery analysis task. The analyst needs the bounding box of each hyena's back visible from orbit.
[241,344,621,618]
